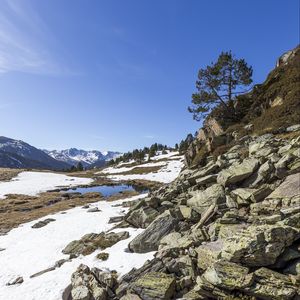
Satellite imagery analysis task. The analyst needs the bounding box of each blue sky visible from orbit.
[0,0,298,152]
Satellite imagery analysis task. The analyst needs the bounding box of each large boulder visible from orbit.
[266,173,300,200]
[125,206,159,229]
[221,224,300,266]
[187,184,225,213]
[202,260,252,291]
[62,231,129,256]
[128,210,183,253]
[217,158,260,186]
[129,272,175,300]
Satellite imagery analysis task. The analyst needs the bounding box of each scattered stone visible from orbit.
[96,252,109,261]
[108,216,124,224]
[62,231,130,256]
[6,276,24,285]
[31,218,55,229]
[30,267,56,278]
[87,207,100,213]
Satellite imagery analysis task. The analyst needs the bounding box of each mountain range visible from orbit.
[0,136,121,170]
[44,148,121,168]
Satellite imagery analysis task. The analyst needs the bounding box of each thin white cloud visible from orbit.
[143,135,156,139]
[0,0,72,75]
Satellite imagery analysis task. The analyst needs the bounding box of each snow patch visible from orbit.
[0,171,93,199]
[0,194,154,300]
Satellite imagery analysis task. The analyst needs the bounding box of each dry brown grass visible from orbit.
[0,192,104,234]
[0,168,23,182]
[113,165,162,175]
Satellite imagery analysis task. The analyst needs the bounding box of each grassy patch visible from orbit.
[0,168,23,182]
[113,165,162,175]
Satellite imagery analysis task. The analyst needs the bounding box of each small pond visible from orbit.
[62,184,147,197]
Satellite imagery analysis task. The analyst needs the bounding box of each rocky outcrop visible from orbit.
[120,132,300,299]
[64,126,300,299]
[63,264,118,300]
[128,209,186,253]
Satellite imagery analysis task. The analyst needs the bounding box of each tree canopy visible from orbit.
[188,51,253,121]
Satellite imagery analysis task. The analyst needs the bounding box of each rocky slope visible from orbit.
[62,47,300,300]
[64,129,300,299]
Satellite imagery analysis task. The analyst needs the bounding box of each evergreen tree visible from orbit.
[188,51,253,121]
[77,162,84,171]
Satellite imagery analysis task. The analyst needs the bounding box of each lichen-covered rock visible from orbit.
[68,264,110,300]
[125,206,159,229]
[158,232,194,251]
[128,210,184,253]
[195,240,223,271]
[62,231,129,256]
[187,184,225,213]
[221,224,300,266]
[266,173,300,200]
[217,158,260,186]
[130,272,175,300]
[244,267,298,300]
[202,260,253,290]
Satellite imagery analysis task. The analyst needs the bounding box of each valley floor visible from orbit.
[0,151,184,299]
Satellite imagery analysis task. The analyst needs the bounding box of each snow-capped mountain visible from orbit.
[44,148,121,168]
[0,136,70,170]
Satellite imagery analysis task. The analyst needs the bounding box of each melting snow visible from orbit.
[0,171,93,199]
[0,194,154,300]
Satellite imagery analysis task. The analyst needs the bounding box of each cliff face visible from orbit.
[185,45,300,168]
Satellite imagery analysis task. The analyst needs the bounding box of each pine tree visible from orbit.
[188,51,253,121]
[77,162,84,171]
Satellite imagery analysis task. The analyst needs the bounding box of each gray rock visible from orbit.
[286,124,300,132]
[267,173,300,199]
[128,210,183,253]
[187,184,225,213]
[195,240,223,271]
[129,272,175,300]
[221,224,300,266]
[202,260,252,290]
[284,258,300,275]
[30,266,56,278]
[217,158,260,186]
[6,276,24,285]
[87,207,100,213]
[108,216,124,224]
[68,264,115,300]
[31,218,55,229]
[244,267,298,300]
[62,231,129,256]
[126,206,159,229]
